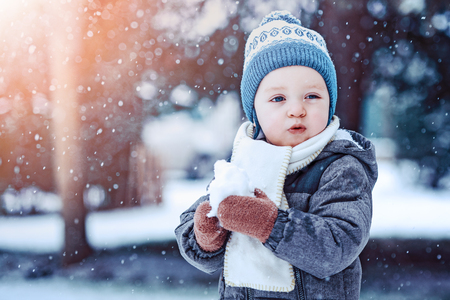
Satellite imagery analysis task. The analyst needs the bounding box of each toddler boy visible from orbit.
[175,10,377,300]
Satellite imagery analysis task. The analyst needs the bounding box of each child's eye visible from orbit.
[271,96,285,102]
[305,94,320,100]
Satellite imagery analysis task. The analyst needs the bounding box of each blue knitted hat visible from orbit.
[241,11,337,138]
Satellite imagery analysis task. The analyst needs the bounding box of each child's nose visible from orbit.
[288,101,306,118]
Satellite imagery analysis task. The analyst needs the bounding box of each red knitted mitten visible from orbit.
[194,201,228,252]
[217,189,278,243]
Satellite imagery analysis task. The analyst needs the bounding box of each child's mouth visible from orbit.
[288,125,306,134]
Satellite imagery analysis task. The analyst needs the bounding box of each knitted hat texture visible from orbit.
[241,11,337,137]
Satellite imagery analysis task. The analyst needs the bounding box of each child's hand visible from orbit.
[217,189,278,243]
[194,201,229,252]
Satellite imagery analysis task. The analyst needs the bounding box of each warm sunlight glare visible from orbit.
[0,0,42,27]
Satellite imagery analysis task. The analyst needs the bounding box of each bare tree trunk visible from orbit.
[47,0,92,266]
[319,0,376,131]
[127,142,163,207]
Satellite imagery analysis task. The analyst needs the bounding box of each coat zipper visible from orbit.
[246,287,253,300]
[294,267,306,300]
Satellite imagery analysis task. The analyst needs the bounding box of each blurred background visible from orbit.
[0,0,449,299]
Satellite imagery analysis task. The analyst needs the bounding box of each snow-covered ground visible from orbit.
[371,161,450,239]
[0,278,217,300]
[0,178,210,253]
[1,160,449,254]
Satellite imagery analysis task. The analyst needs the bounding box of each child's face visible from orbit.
[254,66,330,147]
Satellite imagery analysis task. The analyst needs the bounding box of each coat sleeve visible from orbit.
[174,194,228,275]
[264,155,373,279]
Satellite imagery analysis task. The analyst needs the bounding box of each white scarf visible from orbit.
[222,116,340,291]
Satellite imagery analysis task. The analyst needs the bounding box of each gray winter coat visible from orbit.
[175,130,378,300]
